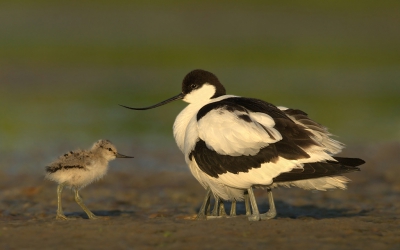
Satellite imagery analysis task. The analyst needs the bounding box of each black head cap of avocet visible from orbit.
[119,69,226,110]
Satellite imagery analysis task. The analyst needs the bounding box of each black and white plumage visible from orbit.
[45,139,133,220]
[121,69,364,221]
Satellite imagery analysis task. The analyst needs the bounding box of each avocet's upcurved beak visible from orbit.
[116,153,134,158]
[119,93,184,110]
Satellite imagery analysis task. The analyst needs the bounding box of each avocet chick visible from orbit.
[45,139,133,220]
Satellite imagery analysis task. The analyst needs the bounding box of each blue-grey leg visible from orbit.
[56,184,68,220]
[74,189,98,219]
[247,187,261,221]
[260,188,277,220]
[196,187,211,220]
[211,196,220,216]
[218,199,227,216]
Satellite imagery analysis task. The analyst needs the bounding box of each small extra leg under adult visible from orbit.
[196,187,211,220]
[244,191,251,216]
[230,200,237,216]
[211,196,220,216]
[218,199,227,217]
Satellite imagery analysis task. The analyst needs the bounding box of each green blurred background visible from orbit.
[1,1,399,173]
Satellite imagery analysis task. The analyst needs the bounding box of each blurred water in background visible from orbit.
[1,1,399,174]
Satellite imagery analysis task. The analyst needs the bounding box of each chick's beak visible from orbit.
[116,153,134,158]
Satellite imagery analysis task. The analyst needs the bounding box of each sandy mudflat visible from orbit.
[0,143,399,249]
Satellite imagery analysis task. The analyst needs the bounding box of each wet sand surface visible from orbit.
[1,143,399,249]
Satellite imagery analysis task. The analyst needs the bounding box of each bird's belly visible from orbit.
[47,167,107,189]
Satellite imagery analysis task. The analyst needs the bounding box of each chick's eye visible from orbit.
[108,148,112,151]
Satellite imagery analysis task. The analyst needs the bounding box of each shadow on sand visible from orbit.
[207,200,370,220]
[64,210,135,219]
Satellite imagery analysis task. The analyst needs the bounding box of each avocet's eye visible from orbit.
[191,84,197,89]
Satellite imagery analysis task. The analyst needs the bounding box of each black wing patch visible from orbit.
[329,156,365,167]
[190,139,309,178]
[190,140,279,178]
[272,157,364,182]
[46,164,85,173]
[197,97,284,121]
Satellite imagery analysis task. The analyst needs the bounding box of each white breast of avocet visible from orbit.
[173,83,237,153]
[172,88,234,185]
